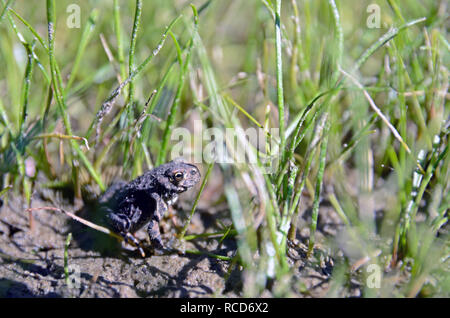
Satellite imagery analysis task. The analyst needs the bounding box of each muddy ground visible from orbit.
[0,182,356,298]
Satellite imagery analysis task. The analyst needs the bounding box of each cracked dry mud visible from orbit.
[0,187,347,298]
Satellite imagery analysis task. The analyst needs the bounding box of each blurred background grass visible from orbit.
[0,0,448,297]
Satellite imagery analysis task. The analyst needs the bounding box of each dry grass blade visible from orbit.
[25,206,146,257]
[340,67,411,154]
[34,133,90,150]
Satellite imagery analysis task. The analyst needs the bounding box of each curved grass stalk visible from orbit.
[127,0,142,106]
[93,14,182,144]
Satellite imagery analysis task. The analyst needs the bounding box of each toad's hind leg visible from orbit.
[107,213,145,256]
[122,232,146,257]
[106,212,131,234]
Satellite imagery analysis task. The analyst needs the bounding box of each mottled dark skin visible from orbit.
[99,160,200,254]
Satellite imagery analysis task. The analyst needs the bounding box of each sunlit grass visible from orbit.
[0,0,448,297]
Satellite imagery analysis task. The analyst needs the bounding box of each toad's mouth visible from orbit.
[177,186,188,193]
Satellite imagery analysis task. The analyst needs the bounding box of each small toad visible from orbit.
[99,159,200,255]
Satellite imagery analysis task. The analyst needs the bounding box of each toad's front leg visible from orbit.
[147,193,168,251]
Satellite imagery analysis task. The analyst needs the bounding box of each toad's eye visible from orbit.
[174,171,184,181]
